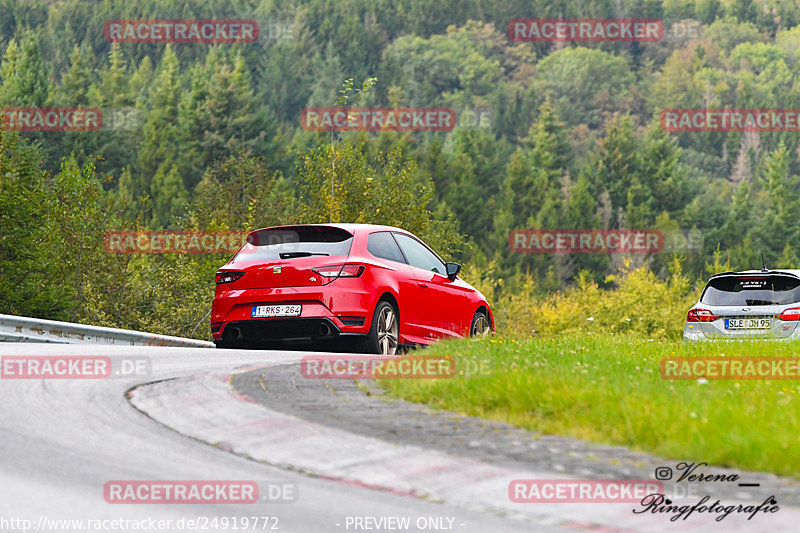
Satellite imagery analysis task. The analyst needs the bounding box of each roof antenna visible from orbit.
[761,252,769,272]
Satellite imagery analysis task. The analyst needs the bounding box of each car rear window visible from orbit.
[700,274,800,306]
[367,231,406,263]
[393,232,446,274]
[231,226,353,262]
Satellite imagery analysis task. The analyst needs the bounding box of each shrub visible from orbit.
[486,259,701,340]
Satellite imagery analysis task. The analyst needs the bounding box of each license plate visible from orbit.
[251,304,301,318]
[724,318,771,330]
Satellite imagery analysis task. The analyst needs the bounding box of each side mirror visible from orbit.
[445,262,461,281]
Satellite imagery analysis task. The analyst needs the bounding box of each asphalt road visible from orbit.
[1,343,797,533]
[0,344,551,533]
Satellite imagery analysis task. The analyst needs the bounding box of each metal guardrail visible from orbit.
[0,314,214,348]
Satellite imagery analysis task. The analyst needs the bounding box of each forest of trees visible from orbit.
[3,0,800,337]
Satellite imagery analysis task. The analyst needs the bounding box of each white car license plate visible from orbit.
[251,304,301,318]
[724,318,770,330]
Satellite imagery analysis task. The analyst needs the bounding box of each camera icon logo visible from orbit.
[655,467,673,480]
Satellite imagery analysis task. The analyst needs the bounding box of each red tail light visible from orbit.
[312,264,365,278]
[687,308,718,323]
[777,307,800,321]
[216,270,244,285]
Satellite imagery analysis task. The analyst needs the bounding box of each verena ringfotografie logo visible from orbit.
[301,108,456,132]
[661,357,800,380]
[661,108,800,132]
[1,356,150,379]
[103,481,296,504]
[509,19,663,42]
[104,20,258,43]
[635,493,779,523]
[104,231,248,254]
[509,479,663,503]
[637,463,779,523]
[301,355,457,379]
[1,107,101,131]
[510,230,664,254]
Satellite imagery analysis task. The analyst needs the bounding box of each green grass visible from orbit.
[381,334,800,478]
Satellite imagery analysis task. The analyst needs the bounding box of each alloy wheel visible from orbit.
[377,305,399,355]
[470,313,491,337]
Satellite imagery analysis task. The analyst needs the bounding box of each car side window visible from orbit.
[367,231,406,263]
[392,233,446,274]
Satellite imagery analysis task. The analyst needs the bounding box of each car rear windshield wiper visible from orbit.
[279,252,330,259]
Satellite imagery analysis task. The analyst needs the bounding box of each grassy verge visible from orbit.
[381,335,800,478]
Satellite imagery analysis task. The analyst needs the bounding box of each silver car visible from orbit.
[684,269,800,341]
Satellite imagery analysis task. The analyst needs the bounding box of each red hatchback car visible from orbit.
[211,224,494,354]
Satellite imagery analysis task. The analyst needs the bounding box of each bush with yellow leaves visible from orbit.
[490,259,702,340]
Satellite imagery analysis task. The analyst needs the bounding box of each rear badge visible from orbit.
[273,266,282,274]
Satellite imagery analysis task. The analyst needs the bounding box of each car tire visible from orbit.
[469,310,492,337]
[363,300,400,355]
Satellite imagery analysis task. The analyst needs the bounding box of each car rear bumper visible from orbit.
[683,322,800,341]
[215,317,368,348]
[211,284,373,345]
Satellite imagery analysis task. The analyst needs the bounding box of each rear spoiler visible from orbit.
[246,225,354,246]
[709,270,800,280]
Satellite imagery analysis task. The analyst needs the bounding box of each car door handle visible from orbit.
[417,283,428,288]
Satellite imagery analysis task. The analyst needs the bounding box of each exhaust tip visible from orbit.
[317,323,331,337]
[228,326,243,340]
